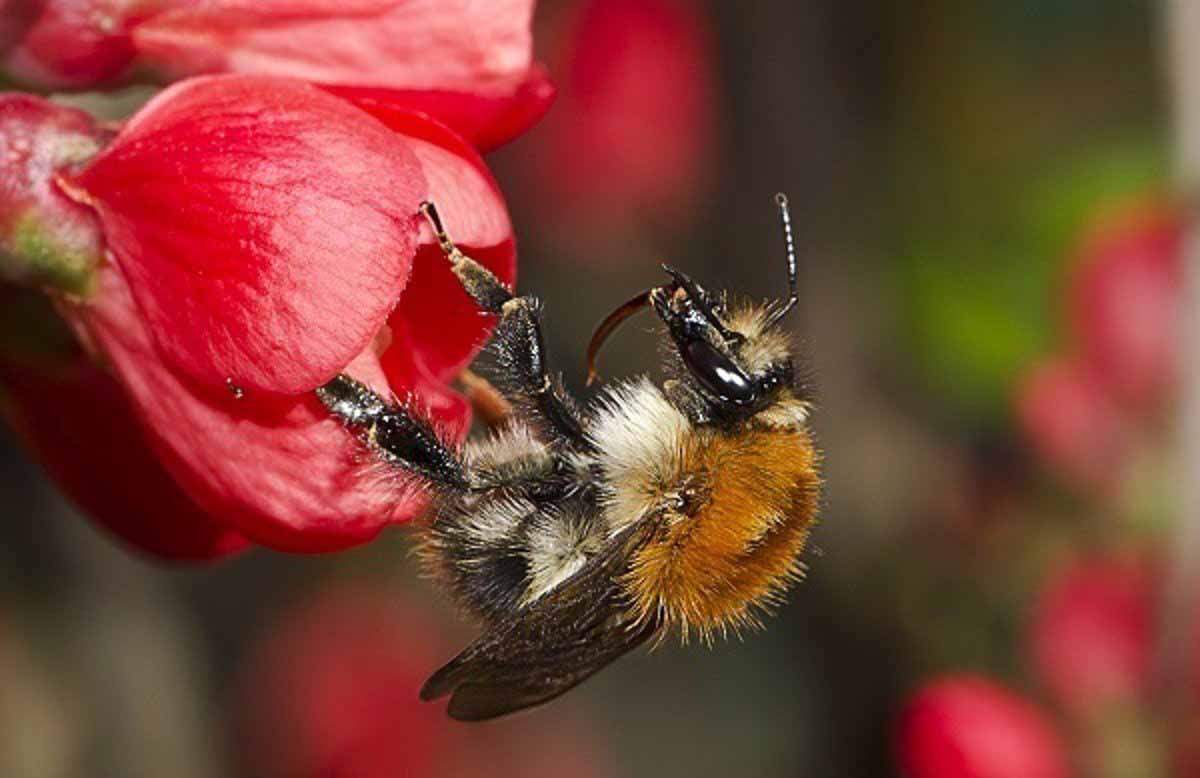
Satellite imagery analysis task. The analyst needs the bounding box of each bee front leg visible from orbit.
[317,374,470,490]
[421,202,590,449]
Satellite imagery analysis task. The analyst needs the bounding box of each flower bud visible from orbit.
[0,93,109,295]
[237,583,614,777]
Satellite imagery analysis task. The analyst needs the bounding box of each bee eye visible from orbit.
[682,339,756,405]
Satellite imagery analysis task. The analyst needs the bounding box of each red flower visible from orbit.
[1027,554,1153,716]
[529,0,716,229]
[51,74,513,553]
[1015,357,1129,493]
[130,0,553,151]
[897,675,1072,778]
[1068,200,1183,413]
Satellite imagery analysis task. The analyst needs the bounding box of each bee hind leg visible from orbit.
[420,201,591,449]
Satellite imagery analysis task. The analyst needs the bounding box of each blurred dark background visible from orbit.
[0,1,1176,776]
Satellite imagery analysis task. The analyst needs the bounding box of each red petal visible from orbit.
[67,264,461,552]
[0,354,249,562]
[66,74,427,394]
[56,96,515,551]
[132,0,536,94]
[346,104,516,382]
[323,64,556,152]
[378,326,470,438]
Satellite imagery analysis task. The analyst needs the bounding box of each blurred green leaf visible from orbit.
[893,137,1166,426]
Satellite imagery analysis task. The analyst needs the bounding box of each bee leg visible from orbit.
[419,200,516,314]
[317,374,470,490]
[488,297,591,447]
[421,201,590,449]
[456,369,513,430]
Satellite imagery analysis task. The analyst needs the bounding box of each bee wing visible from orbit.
[420,521,660,721]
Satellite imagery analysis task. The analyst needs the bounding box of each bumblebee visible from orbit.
[318,194,820,720]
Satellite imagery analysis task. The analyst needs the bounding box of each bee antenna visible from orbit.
[764,192,798,328]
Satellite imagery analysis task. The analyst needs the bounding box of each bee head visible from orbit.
[586,194,800,421]
[650,266,795,419]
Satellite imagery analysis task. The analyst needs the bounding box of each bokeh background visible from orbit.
[0,0,1188,775]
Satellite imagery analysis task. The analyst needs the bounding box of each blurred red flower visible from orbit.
[1172,714,1200,778]
[237,583,615,778]
[1027,554,1153,717]
[1068,200,1183,413]
[897,675,1073,778]
[0,349,249,560]
[1015,356,1129,493]
[47,75,514,553]
[235,585,445,778]
[0,0,553,152]
[530,0,716,229]
[132,0,553,151]
[0,0,165,89]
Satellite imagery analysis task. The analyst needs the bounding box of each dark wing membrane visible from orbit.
[420,521,660,721]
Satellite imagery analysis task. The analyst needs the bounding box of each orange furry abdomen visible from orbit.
[624,426,821,639]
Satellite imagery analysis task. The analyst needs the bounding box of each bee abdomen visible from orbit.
[426,491,609,623]
[424,494,538,621]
